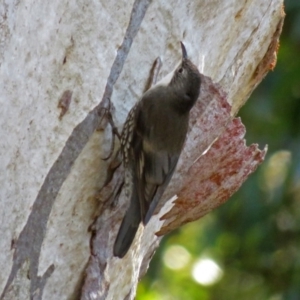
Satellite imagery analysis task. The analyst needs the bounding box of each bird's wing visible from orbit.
[113,104,142,258]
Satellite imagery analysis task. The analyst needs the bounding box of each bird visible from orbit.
[113,42,201,258]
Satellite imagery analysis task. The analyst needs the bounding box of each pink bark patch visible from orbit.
[158,118,267,236]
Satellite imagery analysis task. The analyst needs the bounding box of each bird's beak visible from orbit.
[180,42,188,60]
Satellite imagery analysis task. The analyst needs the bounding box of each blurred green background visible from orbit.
[137,1,300,299]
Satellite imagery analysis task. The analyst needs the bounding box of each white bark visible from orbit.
[0,0,284,299]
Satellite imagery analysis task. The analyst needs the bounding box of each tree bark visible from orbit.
[0,0,284,299]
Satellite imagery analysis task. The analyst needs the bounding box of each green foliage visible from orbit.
[137,2,300,299]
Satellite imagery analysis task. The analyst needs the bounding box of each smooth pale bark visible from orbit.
[0,0,284,299]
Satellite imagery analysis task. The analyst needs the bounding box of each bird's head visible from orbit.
[170,42,201,110]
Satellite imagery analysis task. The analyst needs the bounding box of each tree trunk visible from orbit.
[0,0,284,299]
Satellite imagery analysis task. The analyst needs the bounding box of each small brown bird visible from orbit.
[113,42,201,258]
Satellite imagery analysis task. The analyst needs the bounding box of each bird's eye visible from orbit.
[178,68,183,73]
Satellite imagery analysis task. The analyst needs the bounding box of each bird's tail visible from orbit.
[113,192,141,258]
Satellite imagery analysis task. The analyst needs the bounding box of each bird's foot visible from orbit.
[97,98,121,161]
